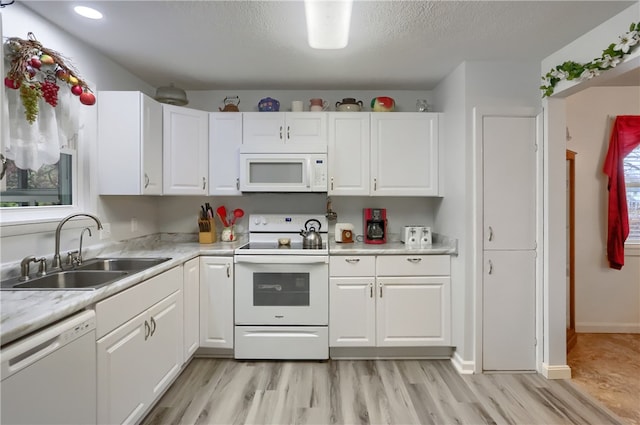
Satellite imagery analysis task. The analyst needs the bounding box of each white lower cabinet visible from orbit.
[330,255,451,347]
[96,267,183,425]
[183,257,200,361]
[200,257,234,349]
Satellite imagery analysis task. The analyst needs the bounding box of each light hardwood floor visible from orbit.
[142,359,623,425]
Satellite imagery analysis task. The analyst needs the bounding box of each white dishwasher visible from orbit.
[1,309,97,425]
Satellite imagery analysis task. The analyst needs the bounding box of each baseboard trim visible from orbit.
[576,322,640,333]
[451,351,475,374]
[541,363,572,379]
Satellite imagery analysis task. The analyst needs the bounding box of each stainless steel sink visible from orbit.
[75,257,171,271]
[8,270,129,290]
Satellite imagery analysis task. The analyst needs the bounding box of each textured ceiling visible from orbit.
[20,0,637,90]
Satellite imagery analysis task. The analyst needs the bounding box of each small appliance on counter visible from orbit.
[335,223,354,243]
[364,208,387,244]
[401,225,432,248]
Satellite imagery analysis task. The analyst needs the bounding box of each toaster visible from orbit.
[401,226,432,248]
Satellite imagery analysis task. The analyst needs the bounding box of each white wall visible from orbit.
[1,4,159,264]
[566,86,640,333]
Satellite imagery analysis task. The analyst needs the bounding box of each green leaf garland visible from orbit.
[541,22,639,97]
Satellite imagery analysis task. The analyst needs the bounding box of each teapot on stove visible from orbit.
[300,219,323,249]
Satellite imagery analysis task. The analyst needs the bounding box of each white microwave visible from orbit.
[239,153,328,192]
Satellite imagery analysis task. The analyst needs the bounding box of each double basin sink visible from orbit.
[1,258,171,291]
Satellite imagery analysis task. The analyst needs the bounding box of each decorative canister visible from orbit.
[258,97,280,112]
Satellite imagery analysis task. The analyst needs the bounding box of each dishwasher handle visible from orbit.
[1,310,95,380]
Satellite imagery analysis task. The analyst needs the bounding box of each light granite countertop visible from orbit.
[1,232,457,347]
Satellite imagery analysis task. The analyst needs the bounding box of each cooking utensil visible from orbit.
[299,218,323,249]
[231,208,244,225]
[216,206,229,227]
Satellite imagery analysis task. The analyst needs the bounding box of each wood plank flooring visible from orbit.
[141,359,624,425]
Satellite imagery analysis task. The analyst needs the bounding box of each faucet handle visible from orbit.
[66,250,80,267]
[36,257,47,276]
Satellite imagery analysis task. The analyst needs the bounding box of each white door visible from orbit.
[200,257,234,349]
[483,250,536,371]
[480,111,538,372]
[97,314,149,425]
[163,105,209,194]
[329,277,375,346]
[371,113,439,196]
[209,112,242,195]
[146,291,183,403]
[141,94,163,195]
[285,112,327,145]
[377,277,451,346]
[183,258,200,360]
[328,112,370,196]
[483,116,537,250]
[242,112,285,144]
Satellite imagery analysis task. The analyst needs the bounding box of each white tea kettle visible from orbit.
[300,219,323,249]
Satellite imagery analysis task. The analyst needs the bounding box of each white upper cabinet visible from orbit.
[163,105,209,195]
[328,113,370,196]
[98,91,163,195]
[242,112,327,149]
[370,113,439,196]
[209,112,242,195]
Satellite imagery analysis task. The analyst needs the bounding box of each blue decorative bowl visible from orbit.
[258,97,280,112]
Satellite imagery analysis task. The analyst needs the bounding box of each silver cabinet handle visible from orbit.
[236,178,240,190]
[345,258,360,264]
[144,173,150,188]
[369,283,373,298]
[379,283,383,298]
[331,177,334,190]
[144,320,150,341]
[488,260,494,275]
[150,317,157,337]
[407,258,422,263]
[279,126,283,140]
[226,263,231,278]
[373,178,377,191]
[488,226,494,241]
[202,177,206,190]
[287,125,290,140]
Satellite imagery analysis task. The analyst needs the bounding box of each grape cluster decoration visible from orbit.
[4,32,96,124]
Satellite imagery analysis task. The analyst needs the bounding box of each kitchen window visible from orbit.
[625,145,640,244]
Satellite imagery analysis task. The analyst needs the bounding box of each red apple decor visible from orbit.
[3,32,96,124]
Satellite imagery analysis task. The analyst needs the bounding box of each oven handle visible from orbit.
[235,255,328,264]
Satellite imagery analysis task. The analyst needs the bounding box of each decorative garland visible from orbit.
[3,32,96,124]
[541,22,639,97]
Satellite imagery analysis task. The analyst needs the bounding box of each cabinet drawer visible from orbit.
[96,266,182,338]
[376,255,450,276]
[330,256,375,277]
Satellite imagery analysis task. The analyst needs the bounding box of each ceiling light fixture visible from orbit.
[74,5,103,20]
[304,0,353,49]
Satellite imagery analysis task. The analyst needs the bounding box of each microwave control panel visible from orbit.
[312,157,327,190]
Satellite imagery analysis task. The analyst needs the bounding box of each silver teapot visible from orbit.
[300,219,323,249]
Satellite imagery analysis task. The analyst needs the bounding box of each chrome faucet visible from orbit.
[19,256,46,281]
[52,213,103,269]
[78,227,92,265]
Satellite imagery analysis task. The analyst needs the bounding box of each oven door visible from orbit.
[234,255,328,326]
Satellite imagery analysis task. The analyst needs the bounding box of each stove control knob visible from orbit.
[261,217,268,225]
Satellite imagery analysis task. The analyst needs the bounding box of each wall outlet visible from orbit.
[100,222,112,240]
[131,218,138,233]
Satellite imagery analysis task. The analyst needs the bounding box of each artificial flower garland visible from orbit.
[541,22,639,97]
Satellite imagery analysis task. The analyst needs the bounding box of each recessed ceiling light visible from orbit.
[304,0,353,49]
[74,5,103,20]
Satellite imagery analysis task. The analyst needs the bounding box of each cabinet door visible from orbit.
[329,277,375,347]
[141,94,163,195]
[209,112,242,195]
[163,105,209,195]
[376,276,451,346]
[242,112,285,144]
[200,257,234,349]
[328,113,370,196]
[145,291,183,403]
[286,112,327,145]
[98,92,163,195]
[97,312,149,425]
[183,258,200,361]
[483,115,537,250]
[371,113,439,196]
[483,250,536,371]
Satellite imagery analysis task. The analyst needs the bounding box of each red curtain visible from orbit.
[602,115,640,270]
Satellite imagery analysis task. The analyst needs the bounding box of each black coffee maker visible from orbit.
[364,208,387,244]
